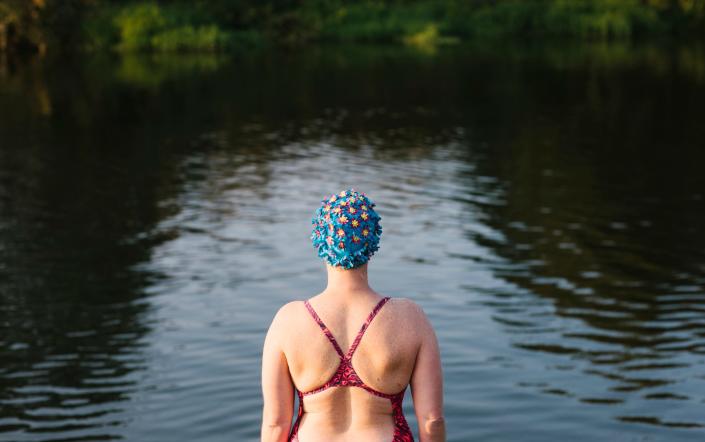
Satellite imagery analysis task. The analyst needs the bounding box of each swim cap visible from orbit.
[310,189,382,269]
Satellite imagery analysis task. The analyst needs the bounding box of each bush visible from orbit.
[152,25,223,52]
[544,0,662,40]
[9,0,705,54]
[316,1,444,43]
[114,3,166,51]
[81,2,265,52]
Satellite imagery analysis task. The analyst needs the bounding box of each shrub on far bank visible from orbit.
[5,0,705,54]
[83,2,265,52]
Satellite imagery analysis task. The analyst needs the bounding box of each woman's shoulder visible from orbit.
[384,296,431,325]
[272,299,306,319]
[267,300,308,333]
[386,295,423,309]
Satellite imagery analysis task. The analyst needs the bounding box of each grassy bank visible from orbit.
[2,0,705,54]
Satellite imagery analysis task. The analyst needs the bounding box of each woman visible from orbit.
[261,189,445,442]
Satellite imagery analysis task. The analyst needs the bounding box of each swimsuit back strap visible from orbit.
[304,300,345,358]
[345,296,391,359]
[304,297,392,361]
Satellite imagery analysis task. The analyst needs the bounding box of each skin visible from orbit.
[261,262,445,442]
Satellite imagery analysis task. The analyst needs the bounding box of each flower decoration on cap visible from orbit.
[310,188,382,269]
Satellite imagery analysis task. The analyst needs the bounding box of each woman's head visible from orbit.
[310,188,382,269]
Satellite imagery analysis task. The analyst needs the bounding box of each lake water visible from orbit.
[1,42,704,441]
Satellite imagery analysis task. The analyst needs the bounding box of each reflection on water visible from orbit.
[1,42,705,441]
[0,119,172,438]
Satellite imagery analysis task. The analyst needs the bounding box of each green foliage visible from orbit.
[315,1,445,43]
[308,0,674,44]
[83,2,264,52]
[3,0,705,54]
[442,0,663,40]
[114,3,167,51]
[150,26,264,52]
[262,9,322,46]
[81,4,121,51]
[446,1,544,38]
[150,25,221,52]
[543,0,662,39]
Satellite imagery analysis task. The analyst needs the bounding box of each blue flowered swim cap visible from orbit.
[311,188,382,269]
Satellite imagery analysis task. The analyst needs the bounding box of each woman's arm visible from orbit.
[409,303,446,442]
[261,304,295,442]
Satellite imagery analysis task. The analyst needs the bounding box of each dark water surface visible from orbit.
[1,42,705,441]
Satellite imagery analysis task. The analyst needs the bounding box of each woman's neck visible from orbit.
[322,263,375,299]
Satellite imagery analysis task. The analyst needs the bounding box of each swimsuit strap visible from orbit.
[303,297,391,360]
[345,297,391,359]
[304,300,345,358]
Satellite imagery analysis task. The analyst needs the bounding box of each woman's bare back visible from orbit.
[262,289,444,442]
[277,293,430,441]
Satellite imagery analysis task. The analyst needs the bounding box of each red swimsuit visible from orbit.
[288,296,414,442]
